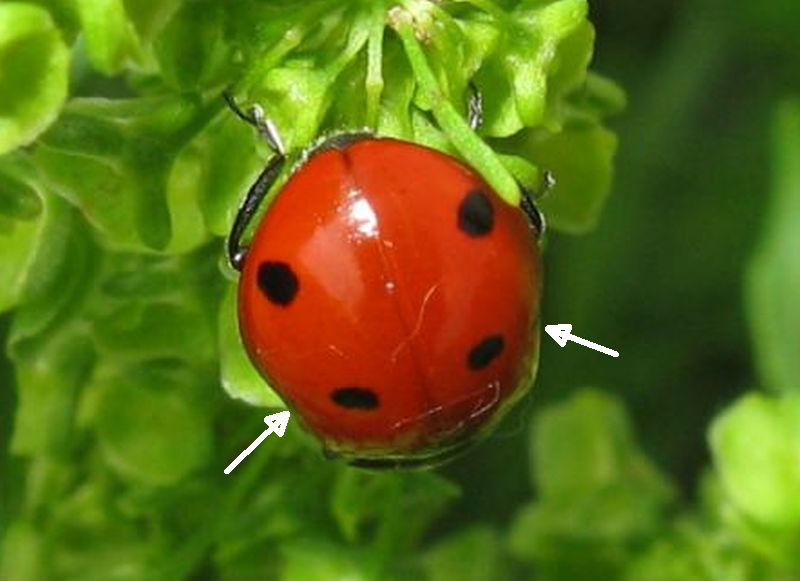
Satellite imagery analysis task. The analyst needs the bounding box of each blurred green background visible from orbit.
[2,0,800,579]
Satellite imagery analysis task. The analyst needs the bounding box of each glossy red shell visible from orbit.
[238,137,541,465]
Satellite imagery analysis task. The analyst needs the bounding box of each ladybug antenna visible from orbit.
[223,91,288,271]
[223,91,286,156]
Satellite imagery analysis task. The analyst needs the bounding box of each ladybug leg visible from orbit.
[520,188,545,238]
[467,81,483,131]
[520,171,554,238]
[223,92,288,271]
[223,91,285,155]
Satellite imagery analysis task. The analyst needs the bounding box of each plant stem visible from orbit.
[365,1,386,128]
[393,17,521,206]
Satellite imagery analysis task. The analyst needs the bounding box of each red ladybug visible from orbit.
[225,94,543,467]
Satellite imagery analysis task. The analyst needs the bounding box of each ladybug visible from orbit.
[225,92,544,467]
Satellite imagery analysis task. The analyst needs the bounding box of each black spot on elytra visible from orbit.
[467,335,505,370]
[257,261,298,306]
[457,189,494,237]
[331,387,380,410]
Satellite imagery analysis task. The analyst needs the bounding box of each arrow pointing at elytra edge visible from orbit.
[544,324,619,358]
[224,410,291,474]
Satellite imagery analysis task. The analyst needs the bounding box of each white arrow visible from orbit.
[224,410,291,474]
[544,324,619,358]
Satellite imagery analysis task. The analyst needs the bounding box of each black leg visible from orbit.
[467,81,483,131]
[520,189,545,238]
[223,92,287,271]
[227,154,286,270]
[520,171,553,238]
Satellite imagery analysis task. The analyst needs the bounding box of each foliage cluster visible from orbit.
[1,1,798,579]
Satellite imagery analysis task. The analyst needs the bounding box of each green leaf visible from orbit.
[218,282,283,408]
[0,153,43,222]
[514,122,617,233]
[92,363,213,485]
[331,469,459,551]
[8,200,99,457]
[622,515,783,581]
[530,389,671,501]
[0,3,69,155]
[477,0,590,137]
[35,95,207,251]
[47,481,154,581]
[90,251,220,365]
[191,113,264,238]
[331,470,397,542]
[423,526,507,581]
[746,99,800,392]
[709,393,800,536]
[163,140,212,254]
[75,0,141,75]
[280,540,370,581]
[0,522,41,581]
[510,389,674,579]
[542,21,595,128]
[10,329,94,457]
[7,197,95,358]
[154,0,231,90]
[0,177,45,313]
[251,37,362,151]
[566,72,628,121]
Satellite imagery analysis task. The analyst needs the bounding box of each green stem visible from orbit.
[394,19,521,205]
[365,1,386,128]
